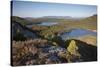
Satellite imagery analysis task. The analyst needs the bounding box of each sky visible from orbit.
[12,1,97,18]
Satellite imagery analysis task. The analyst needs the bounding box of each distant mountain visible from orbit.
[25,16,72,20]
[41,16,73,19]
[24,17,36,22]
[25,16,80,23]
[14,14,97,23]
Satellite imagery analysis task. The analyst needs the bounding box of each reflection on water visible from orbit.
[38,22,58,26]
[27,22,58,28]
[60,28,97,40]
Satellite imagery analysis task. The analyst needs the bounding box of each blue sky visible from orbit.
[12,1,97,18]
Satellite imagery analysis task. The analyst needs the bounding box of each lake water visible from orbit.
[26,22,97,41]
[37,22,58,26]
[60,28,97,40]
[27,22,58,28]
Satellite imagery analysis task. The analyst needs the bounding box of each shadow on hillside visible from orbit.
[65,39,97,62]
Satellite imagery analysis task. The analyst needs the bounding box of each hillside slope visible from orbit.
[12,21,40,41]
[12,16,32,26]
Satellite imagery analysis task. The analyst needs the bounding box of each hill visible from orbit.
[65,39,97,62]
[12,39,97,66]
[11,16,32,26]
[12,21,40,41]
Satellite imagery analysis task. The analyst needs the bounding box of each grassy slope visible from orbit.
[11,16,32,26]
[61,15,97,30]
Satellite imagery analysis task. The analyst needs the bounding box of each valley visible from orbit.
[11,15,97,66]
